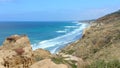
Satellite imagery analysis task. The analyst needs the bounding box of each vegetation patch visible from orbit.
[69,63,77,68]
[87,59,120,68]
[52,57,65,64]
[34,55,43,61]
[52,57,77,68]
[66,49,75,54]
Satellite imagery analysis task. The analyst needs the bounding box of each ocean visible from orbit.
[0,21,89,53]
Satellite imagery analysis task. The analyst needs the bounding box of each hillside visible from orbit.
[96,10,120,24]
[58,10,120,68]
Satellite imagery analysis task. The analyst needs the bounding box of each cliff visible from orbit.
[59,10,120,68]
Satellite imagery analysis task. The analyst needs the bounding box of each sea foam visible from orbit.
[64,26,77,28]
[56,29,67,33]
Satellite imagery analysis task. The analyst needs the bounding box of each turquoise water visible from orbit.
[0,21,88,53]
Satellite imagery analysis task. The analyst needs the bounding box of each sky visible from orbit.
[0,0,120,21]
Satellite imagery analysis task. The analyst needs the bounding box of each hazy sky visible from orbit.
[0,0,120,21]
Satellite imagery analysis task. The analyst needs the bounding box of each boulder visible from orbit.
[30,59,68,68]
[0,35,34,68]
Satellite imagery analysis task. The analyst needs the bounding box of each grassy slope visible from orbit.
[60,10,120,67]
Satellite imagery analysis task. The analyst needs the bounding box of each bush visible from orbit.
[52,57,77,68]
[52,57,65,64]
[87,59,120,68]
[34,55,42,61]
[66,50,75,54]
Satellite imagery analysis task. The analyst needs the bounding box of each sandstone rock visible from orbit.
[0,35,34,68]
[3,55,34,68]
[30,59,68,68]
[0,65,5,68]
[33,49,51,60]
[14,48,25,55]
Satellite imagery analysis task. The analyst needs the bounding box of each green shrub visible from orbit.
[107,60,120,68]
[70,63,77,68]
[34,55,42,61]
[87,59,120,68]
[52,57,77,68]
[52,57,65,64]
[66,50,75,54]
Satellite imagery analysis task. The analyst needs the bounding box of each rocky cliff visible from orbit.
[0,35,68,68]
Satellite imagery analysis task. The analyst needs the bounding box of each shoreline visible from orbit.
[55,22,92,54]
[31,21,90,54]
[57,21,93,54]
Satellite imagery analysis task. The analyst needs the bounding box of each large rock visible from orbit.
[30,59,68,68]
[0,35,34,68]
[0,31,70,68]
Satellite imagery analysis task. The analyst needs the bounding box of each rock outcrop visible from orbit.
[33,49,52,61]
[0,35,68,68]
[0,35,34,68]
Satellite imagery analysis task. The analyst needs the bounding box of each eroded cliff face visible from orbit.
[0,35,63,68]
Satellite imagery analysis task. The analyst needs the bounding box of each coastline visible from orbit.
[56,21,92,54]
[0,10,119,68]
[31,21,90,54]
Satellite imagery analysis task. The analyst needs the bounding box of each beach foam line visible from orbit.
[56,30,67,33]
[64,26,77,28]
[31,23,89,53]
